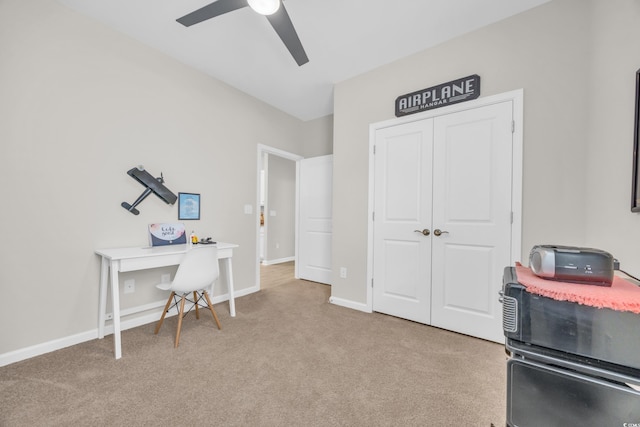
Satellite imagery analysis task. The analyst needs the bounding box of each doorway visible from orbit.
[256,145,302,290]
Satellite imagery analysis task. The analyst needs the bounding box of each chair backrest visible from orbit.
[170,246,219,293]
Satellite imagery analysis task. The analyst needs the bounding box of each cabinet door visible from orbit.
[430,101,514,343]
[508,358,640,427]
[372,120,433,324]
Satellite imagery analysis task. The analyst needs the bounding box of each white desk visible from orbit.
[95,242,238,359]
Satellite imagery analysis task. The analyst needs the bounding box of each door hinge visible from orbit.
[510,211,514,224]
[373,145,376,155]
[511,120,515,133]
[371,278,374,288]
[372,211,375,221]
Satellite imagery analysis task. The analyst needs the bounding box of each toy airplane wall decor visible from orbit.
[121,166,178,215]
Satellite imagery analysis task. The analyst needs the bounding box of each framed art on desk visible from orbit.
[148,223,186,246]
[178,192,200,220]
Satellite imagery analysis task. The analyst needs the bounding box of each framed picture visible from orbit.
[178,192,200,220]
[632,69,640,212]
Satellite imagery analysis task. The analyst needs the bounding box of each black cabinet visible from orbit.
[502,267,640,427]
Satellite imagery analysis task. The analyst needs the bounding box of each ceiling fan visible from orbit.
[177,0,309,66]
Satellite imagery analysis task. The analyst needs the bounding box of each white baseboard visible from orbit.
[261,256,295,266]
[0,286,260,367]
[328,296,371,313]
[0,330,99,368]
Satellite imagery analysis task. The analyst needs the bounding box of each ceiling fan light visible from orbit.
[247,0,280,15]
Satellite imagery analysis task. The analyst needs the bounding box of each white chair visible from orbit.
[154,246,222,347]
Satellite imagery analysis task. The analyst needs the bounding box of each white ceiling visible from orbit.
[56,0,550,121]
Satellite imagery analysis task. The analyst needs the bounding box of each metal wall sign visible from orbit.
[395,74,481,117]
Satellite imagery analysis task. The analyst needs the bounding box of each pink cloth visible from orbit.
[515,263,640,314]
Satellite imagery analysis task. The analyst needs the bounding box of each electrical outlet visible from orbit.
[161,274,171,284]
[340,267,347,279]
[124,279,135,294]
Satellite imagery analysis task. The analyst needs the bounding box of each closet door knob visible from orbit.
[414,229,430,236]
[433,229,449,236]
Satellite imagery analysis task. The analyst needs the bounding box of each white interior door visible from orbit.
[372,120,433,324]
[370,99,515,343]
[298,155,333,284]
[430,101,513,343]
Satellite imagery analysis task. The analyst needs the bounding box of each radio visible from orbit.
[529,245,614,286]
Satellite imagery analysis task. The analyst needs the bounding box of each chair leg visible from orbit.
[155,291,175,335]
[175,294,186,348]
[194,291,200,319]
[203,291,222,330]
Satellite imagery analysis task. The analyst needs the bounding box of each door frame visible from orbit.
[366,89,524,313]
[256,144,304,290]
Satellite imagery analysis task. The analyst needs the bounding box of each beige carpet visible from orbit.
[0,274,506,426]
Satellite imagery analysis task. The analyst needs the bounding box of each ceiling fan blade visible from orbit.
[266,4,309,66]
[177,0,247,27]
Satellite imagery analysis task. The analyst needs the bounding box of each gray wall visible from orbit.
[0,0,331,357]
[584,0,640,261]
[300,115,334,157]
[331,0,639,304]
[264,154,296,263]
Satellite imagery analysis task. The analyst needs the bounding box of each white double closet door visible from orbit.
[372,100,515,343]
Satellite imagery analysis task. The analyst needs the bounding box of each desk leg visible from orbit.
[98,257,109,339]
[223,258,236,317]
[110,261,122,359]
